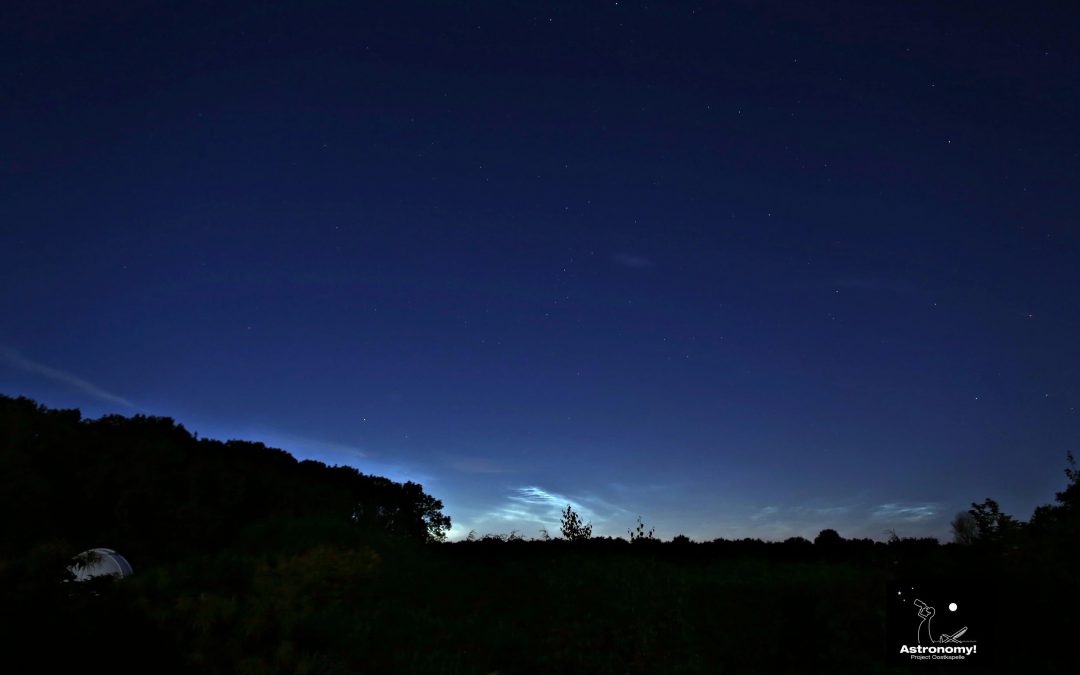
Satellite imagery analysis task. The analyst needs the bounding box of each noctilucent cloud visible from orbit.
[3,2,1078,541]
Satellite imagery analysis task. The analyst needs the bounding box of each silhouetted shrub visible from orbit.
[951,511,978,544]
[814,528,843,547]
[560,505,593,541]
[628,516,658,543]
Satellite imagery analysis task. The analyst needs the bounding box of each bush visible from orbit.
[560,505,592,541]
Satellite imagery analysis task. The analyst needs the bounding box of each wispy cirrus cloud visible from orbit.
[748,503,855,533]
[501,485,586,523]
[751,505,781,521]
[613,252,655,269]
[746,500,942,540]
[752,504,854,520]
[0,345,135,409]
[871,502,938,521]
[473,485,632,534]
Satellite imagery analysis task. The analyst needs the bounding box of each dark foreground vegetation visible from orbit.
[1,395,1077,673]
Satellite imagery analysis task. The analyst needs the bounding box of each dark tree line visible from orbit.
[0,394,450,565]
[0,393,1077,673]
[950,450,1080,559]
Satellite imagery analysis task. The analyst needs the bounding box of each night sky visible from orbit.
[3,1,1078,541]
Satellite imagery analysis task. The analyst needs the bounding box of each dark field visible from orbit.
[2,395,1077,673]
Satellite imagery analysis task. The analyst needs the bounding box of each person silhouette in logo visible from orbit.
[914,599,936,644]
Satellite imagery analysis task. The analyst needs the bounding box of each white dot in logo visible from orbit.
[949,602,958,612]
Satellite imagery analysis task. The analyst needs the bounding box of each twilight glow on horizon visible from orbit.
[2,2,1078,542]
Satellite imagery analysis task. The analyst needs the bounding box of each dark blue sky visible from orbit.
[3,1,1078,541]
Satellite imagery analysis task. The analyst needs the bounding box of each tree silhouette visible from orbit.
[968,497,1018,543]
[560,505,592,541]
[814,528,843,546]
[0,394,452,559]
[950,511,978,545]
[1029,452,1080,543]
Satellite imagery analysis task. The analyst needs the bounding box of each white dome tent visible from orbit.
[69,548,133,582]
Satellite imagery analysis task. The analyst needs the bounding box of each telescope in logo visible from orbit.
[939,627,968,643]
[913,598,934,619]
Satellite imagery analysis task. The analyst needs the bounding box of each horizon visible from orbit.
[3,2,1078,545]
[0,391,1070,544]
